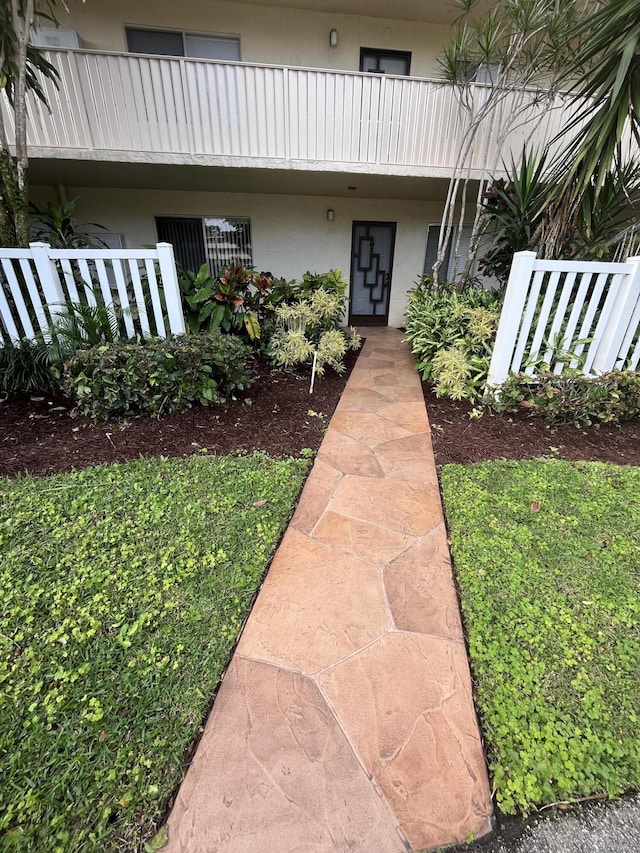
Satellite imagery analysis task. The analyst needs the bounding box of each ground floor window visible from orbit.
[155,216,253,276]
[423,224,474,281]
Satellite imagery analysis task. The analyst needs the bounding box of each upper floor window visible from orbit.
[125,27,240,61]
[360,48,411,76]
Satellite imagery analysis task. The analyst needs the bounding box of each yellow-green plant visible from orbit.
[404,279,501,400]
[268,285,361,390]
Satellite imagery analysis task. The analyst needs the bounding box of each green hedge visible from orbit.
[404,280,501,400]
[62,332,253,419]
[492,370,640,426]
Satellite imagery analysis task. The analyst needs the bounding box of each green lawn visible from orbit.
[0,452,310,852]
[441,459,640,815]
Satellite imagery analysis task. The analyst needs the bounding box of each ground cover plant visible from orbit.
[441,459,640,816]
[0,452,311,851]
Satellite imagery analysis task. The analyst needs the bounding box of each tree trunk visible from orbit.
[0,110,19,245]
[11,0,35,246]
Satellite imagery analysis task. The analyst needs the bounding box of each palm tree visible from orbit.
[542,0,640,256]
[0,0,61,246]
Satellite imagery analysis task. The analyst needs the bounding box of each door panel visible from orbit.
[349,221,396,326]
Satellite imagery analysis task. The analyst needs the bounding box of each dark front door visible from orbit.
[349,221,396,326]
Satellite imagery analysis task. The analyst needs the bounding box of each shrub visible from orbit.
[178,264,275,341]
[404,279,501,400]
[0,337,61,395]
[178,265,350,347]
[51,301,123,352]
[62,332,253,419]
[490,370,640,426]
[268,283,360,379]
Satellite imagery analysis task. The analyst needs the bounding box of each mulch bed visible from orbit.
[2,346,640,478]
[425,385,640,468]
[0,350,359,478]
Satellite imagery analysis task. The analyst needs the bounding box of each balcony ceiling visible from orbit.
[228,0,476,24]
[29,158,457,202]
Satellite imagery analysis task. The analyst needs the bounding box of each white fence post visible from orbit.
[591,256,640,373]
[156,243,186,336]
[486,251,537,388]
[30,242,66,326]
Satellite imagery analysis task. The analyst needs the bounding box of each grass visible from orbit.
[440,459,640,816]
[0,451,311,852]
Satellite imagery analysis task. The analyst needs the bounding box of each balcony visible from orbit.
[4,48,575,180]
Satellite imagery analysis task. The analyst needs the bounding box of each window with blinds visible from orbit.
[155,216,253,277]
[423,224,475,281]
[423,225,453,279]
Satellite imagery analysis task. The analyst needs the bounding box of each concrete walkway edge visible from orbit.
[165,328,494,852]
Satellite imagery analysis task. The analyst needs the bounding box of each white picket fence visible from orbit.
[0,242,185,345]
[487,251,640,387]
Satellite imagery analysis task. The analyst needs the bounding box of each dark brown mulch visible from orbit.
[0,350,359,478]
[2,345,639,478]
[423,384,640,468]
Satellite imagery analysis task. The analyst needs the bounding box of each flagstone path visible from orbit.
[164,328,493,852]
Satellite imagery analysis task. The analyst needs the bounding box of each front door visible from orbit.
[349,221,396,326]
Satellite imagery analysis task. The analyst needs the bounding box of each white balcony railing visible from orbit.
[3,48,578,176]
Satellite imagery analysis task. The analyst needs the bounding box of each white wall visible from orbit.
[59,0,449,78]
[32,185,448,327]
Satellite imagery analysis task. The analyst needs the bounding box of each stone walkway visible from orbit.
[165,328,493,852]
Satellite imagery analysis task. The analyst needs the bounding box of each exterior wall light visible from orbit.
[329,29,338,47]
[327,208,335,221]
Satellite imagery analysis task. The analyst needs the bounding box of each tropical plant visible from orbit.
[481,147,640,281]
[0,335,60,394]
[62,332,253,419]
[492,370,640,426]
[0,1,62,246]
[29,198,106,248]
[178,263,275,341]
[480,147,549,283]
[404,278,501,400]
[433,0,586,285]
[50,301,123,358]
[268,285,360,389]
[295,268,349,300]
[535,0,640,258]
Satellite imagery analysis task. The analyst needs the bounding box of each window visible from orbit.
[423,224,474,281]
[125,28,240,61]
[360,48,411,76]
[155,216,253,277]
[423,224,453,279]
[468,63,501,85]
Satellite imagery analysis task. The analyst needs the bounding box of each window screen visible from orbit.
[155,216,253,277]
[155,217,207,272]
[126,28,184,57]
[184,35,240,61]
[423,224,476,280]
[204,218,252,277]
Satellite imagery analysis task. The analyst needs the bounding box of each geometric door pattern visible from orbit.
[349,221,396,325]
